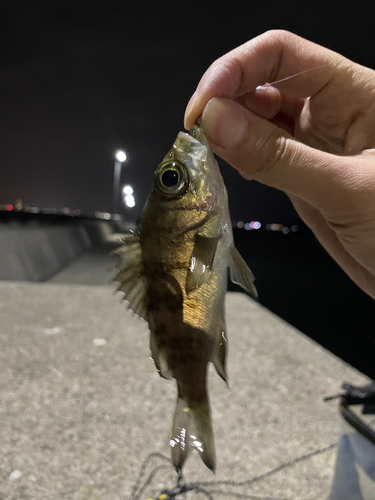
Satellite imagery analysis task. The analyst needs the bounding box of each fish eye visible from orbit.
[161,169,179,187]
[156,161,188,197]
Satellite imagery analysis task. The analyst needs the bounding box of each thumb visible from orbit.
[201,97,350,213]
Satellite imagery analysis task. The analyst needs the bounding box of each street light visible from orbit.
[123,185,133,195]
[123,185,136,208]
[113,149,127,213]
[125,195,135,208]
[116,150,127,162]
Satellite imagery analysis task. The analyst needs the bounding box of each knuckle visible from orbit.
[203,56,240,92]
[257,29,296,51]
[262,29,294,41]
[250,30,300,81]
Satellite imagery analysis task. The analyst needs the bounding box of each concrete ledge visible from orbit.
[0,221,112,282]
[0,283,369,499]
[83,220,115,247]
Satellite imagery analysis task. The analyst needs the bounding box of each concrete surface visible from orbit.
[46,241,121,286]
[0,281,369,500]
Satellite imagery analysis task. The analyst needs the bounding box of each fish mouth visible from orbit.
[188,116,202,139]
[173,132,208,164]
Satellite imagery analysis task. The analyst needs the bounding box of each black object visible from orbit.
[335,382,375,446]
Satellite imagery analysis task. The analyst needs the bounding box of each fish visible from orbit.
[111,120,257,474]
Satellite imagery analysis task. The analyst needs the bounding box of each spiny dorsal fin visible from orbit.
[185,234,221,295]
[229,245,258,299]
[110,232,148,321]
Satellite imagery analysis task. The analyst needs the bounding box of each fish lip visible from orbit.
[174,131,208,163]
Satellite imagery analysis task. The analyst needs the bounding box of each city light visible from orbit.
[238,220,261,230]
[264,223,299,233]
[233,221,300,233]
[269,223,282,231]
[123,185,133,195]
[115,149,127,162]
[95,211,111,220]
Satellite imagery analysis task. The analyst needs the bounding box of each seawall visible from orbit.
[0,220,113,282]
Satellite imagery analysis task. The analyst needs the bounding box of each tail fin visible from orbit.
[171,389,216,473]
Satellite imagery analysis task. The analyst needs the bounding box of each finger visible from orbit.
[238,85,304,123]
[290,195,375,299]
[238,87,304,136]
[185,30,348,129]
[236,85,282,120]
[201,97,352,213]
[278,92,305,122]
[269,112,295,136]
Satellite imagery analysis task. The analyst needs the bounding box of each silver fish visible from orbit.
[112,121,257,473]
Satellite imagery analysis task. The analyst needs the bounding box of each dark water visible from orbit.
[230,225,375,380]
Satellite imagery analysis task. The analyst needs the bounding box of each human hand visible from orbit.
[184,30,375,299]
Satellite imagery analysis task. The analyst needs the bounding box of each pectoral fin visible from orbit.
[229,246,258,298]
[110,232,148,321]
[185,234,221,295]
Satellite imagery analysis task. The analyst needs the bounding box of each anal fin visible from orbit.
[150,332,171,380]
[212,332,228,386]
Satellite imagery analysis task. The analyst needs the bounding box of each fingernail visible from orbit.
[239,170,253,180]
[184,91,198,129]
[202,98,248,149]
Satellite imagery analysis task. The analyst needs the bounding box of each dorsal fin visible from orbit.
[110,232,148,321]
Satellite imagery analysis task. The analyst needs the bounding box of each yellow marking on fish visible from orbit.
[159,495,168,500]
[182,407,190,413]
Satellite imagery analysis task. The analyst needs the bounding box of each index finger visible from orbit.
[184,30,350,129]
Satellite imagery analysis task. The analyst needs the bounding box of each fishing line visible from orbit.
[127,442,337,500]
[267,66,329,87]
[197,442,336,488]
[129,452,171,500]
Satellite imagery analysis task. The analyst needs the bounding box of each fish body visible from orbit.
[112,122,257,473]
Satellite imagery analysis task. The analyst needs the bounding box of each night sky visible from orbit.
[1,0,375,223]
